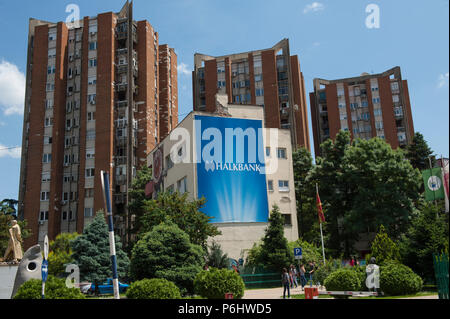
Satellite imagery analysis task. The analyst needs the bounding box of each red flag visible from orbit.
[316,190,325,223]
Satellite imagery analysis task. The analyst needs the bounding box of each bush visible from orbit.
[313,259,343,285]
[323,268,361,295]
[352,266,368,291]
[126,278,181,299]
[380,262,423,296]
[194,268,245,299]
[14,276,85,299]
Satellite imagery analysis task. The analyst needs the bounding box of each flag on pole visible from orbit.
[316,188,326,223]
[422,168,445,201]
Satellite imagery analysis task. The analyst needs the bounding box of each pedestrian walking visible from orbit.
[289,264,298,288]
[299,264,307,290]
[308,261,316,286]
[281,268,290,299]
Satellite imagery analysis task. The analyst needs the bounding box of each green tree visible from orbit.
[258,205,292,271]
[397,201,449,282]
[405,132,435,171]
[138,191,221,249]
[48,232,79,277]
[127,165,152,248]
[130,222,204,295]
[0,199,18,216]
[206,241,229,269]
[71,212,130,283]
[310,132,421,256]
[292,147,319,244]
[370,225,401,264]
[342,137,421,239]
[309,130,353,256]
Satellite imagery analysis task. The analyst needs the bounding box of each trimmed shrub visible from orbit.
[314,259,343,285]
[14,276,85,299]
[194,268,245,299]
[323,269,361,294]
[126,278,181,299]
[380,262,423,296]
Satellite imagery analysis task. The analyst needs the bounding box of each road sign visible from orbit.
[294,247,303,260]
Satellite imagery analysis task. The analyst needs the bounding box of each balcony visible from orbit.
[116,47,128,56]
[116,64,128,74]
[116,82,128,92]
[116,136,127,147]
[115,156,127,166]
[115,174,127,185]
[114,193,127,204]
[397,126,406,133]
[116,100,128,108]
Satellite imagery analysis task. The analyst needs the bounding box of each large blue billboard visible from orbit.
[195,115,269,223]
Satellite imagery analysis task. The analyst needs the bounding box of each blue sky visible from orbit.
[0,0,448,200]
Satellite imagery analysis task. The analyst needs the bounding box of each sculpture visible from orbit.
[10,245,43,299]
[3,220,23,263]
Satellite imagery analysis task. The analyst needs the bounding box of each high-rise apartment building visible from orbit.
[192,39,310,150]
[17,2,178,248]
[309,67,414,156]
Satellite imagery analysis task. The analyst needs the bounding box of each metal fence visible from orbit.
[239,267,281,289]
[432,253,449,299]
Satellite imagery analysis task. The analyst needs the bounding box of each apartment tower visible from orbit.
[192,39,310,150]
[17,2,178,248]
[309,67,414,156]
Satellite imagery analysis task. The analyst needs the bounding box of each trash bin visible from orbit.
[304,287,319,299]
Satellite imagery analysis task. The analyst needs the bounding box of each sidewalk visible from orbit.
[243,286,439,299]
[243,286,325,299]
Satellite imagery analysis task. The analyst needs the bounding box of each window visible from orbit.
[86,148,95,159]
[167,185,175,194]
[217,81,226,88]
[68,211,74,221]
[87,111,96,121]
[40,192,50,201]
[86,130,96,140]
[268,180,274,191]
[372,97,380,104]
[46,83,55,92]
[277,148,287,159]
[337,89,345,97]
[39,211,49,221]
[361,101,369,107]
[177,176,187,194]
[283,214,292,226]
[64,154,71,165]
[63,192,69,202]
[88,94,96,104]
[48,44,57,54]
[375,121,384,130]
[88,76,97,85]
[46,99,54,109]
[89,24,98,33]
[62,211,67,221]
[84,208,94,217]
[265,147,270,157]
[41,172,51,182]
[89,41,98,50]
[254,74,262,82]
[45,117,53,127]
[47,66,56,74]
[44,136,52,145]
[278,180,289,192]
[48,31,57,41]
[256,88,264,97]
[371,86,379,92]
[391,82,399,91]
[338,104,346,109]
[86,168,95,178]
[373,108,382,117]
[85,188,94,198]
[43,153,52,163]
[392,95,400,103]
[89,59,97,67]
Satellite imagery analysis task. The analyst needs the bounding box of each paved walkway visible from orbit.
[243,286,439,299]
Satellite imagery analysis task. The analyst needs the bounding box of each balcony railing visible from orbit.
[114,193,127,204]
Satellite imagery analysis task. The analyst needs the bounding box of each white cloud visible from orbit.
[303,2,325,14]
[0,60,25,115]
[438,72,449,88]
[0,144,21,159]
[177,62,191,75]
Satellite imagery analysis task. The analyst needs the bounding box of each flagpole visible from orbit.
[316,183,326,265]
